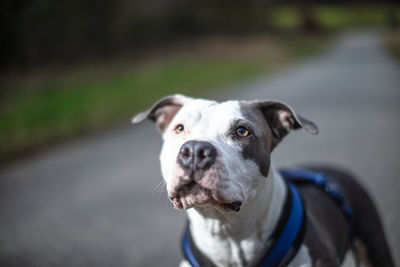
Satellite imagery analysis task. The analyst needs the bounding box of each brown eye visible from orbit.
[236,126,250,137]
[175,124,185,134]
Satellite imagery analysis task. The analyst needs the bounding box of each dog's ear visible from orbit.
[253,100,318,146]
[132,94,192,132]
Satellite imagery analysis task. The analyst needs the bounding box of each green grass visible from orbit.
[0,38,322,161]
[3,4,399,165]
[0,59,263,156]
[267,5,400,30]
[0,36,327,162]
[2,5,398,163]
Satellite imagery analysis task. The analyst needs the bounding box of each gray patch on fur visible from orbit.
[237,102,273,177]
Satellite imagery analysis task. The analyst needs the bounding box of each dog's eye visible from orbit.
[175,124,185,134]
[236,126,250,137]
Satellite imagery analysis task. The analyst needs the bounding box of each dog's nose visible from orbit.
[178,141,217,171]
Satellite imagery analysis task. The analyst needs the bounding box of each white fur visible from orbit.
[160,100,262,208]
[341,250,360,267]
[184,166,312,267]
[158,98,313,266]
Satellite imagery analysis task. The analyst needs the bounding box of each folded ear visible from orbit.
[132,94,193,132]
[253,100,318,146]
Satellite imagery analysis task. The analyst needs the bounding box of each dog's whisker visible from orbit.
[154,180,165,193]
[152,179,166,194]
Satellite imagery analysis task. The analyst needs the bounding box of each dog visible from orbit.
[133,94,394,267]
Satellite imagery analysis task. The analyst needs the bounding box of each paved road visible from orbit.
[1,30,399,267]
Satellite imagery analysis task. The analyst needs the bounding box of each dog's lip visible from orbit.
[212,195,242,212]
[222,201,242,212]
[169,183,242,212]
[170,195,242,212]
[170,195,184,209]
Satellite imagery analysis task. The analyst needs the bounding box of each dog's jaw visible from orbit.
[186,163,288,266]
[163,153,260,213]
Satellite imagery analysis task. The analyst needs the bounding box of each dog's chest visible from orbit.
[196,235,269,267]
[180,242,312,267]
[192,229,313,267]
[287,245,312,267]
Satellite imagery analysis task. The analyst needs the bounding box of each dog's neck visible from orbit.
[186,163,287,267]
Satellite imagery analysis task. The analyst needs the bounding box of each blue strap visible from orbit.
[182,229,201,267]
[181,168,353,267]
[181,181,305,267]
[260,183,304,267]
[279,168,353,220]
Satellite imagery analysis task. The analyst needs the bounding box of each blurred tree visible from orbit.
[386,9,399,29]
[0,0,397,70]
[299,6,320,33]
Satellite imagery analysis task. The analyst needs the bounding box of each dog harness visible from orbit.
[181,168,353,267]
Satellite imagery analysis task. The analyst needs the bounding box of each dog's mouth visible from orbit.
[169,181,242,212]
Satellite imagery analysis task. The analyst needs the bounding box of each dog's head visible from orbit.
[133,94,318,213]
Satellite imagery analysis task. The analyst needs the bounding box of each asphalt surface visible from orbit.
[1,29,399,267]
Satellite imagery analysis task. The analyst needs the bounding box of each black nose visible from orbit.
[178,141,217,171]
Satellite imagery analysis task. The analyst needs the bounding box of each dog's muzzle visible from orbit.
[171,141,242,212]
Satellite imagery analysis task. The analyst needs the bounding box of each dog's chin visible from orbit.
[169,182,242,213]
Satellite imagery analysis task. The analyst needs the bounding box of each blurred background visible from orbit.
[0,0,399,266]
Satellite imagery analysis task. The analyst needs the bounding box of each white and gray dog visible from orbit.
[133,94,394,267]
